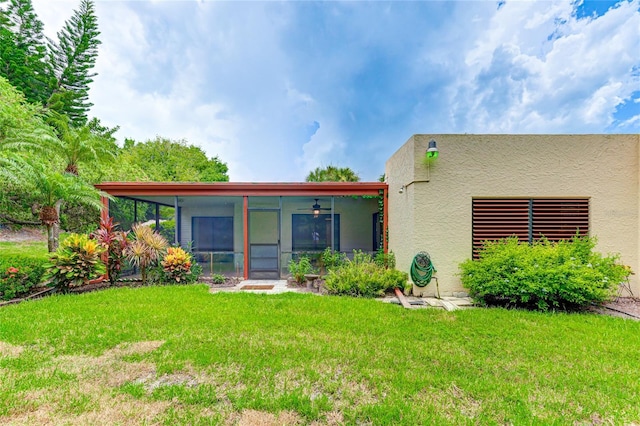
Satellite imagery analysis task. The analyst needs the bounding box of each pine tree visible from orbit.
[48,0,100,127]
[0,0,50,104]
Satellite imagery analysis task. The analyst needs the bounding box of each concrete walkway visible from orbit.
[380,294,475,311]
[209,279,303,295]
[209,279,475,310]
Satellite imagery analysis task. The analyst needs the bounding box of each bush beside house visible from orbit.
[460,236,630,311]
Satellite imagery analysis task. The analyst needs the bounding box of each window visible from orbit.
[192,217,233,251]
[472,198,589,257]
[292,214,340,251]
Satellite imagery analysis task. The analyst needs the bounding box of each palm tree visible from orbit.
[305,165,361,182]
[0,155,108,251]
[45,114,118,175]
[0,76,55,152]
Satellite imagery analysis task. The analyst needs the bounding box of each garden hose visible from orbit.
[410,252,440,297]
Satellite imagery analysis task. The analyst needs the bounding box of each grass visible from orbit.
[0,233,70,257]
[0,285,638,425]
[0,241,49,258]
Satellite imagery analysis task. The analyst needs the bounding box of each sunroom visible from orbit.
[95,182,388,280]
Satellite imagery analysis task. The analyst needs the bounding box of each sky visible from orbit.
[31,0,640,182]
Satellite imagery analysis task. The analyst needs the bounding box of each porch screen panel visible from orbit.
[192,217,233,251]
[472,199,530,257]
[532,199,589,240]
[292,214,340,251]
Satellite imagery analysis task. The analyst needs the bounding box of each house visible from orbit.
[385,134,639,296]
[97,134,639,295]
[95,182,387,280]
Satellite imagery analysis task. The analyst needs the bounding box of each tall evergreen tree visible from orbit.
[0,0,50,104]
[47,0,100,126]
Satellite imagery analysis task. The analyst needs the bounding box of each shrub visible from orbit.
[92,217,129,286]
[211,273,226,284]
[125,224,168,284]
[320,248,346,273]
[44,233,106,293]
[0,253,48,300]
[324,250,410,297]
[0,266,36,300]
[161,247,197,283]
[459,236,631,311]
[374,249,396,269]
[288,255,316,284]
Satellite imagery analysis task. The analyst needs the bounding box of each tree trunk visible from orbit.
[47,224,56,253]
[51,200,63,252]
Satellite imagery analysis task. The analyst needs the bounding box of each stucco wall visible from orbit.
[385,136,417,282]
[386,134,640,296]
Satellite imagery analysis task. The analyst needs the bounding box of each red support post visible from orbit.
[243,196,249,280]
[100,196,109,222]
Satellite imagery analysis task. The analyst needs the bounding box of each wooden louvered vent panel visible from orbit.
[532,199,589,241]
[472,199,530,257]
[472,198,589,258]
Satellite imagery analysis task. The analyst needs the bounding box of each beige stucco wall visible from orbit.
[385,134,640,296]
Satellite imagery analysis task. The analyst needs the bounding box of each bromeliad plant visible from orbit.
[44,233,106,293]
[125,224,168,285]
[92,216,129,286]
[161,247,193,283]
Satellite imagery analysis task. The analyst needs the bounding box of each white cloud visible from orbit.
[31,0,639,182]
[451,0,640,133]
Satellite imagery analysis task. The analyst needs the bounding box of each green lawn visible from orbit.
[0,285,638,425]
[0,240,49,258]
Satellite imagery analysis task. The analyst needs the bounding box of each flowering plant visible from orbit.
[1,267,33,300]
[161,247,193,283]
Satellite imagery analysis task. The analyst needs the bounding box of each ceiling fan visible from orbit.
[298,199,331,216]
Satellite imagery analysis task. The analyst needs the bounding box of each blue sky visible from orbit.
[33,0,640,182]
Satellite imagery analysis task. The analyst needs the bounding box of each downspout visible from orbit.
[383,186,389,253]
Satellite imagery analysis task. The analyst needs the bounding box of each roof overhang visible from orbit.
[96,182,387,197]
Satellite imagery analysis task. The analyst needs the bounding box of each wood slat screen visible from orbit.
[472,198,589,258]
[532,199,589,241]
[472,199,530,257]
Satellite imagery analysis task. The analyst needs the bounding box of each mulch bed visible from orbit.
[593,297,640,320]
[0,276,243,307]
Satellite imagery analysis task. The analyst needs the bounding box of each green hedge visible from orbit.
[0,252,49,300]
[459,236,630,311]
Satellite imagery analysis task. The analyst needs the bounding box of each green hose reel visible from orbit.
[410,251,440,298]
